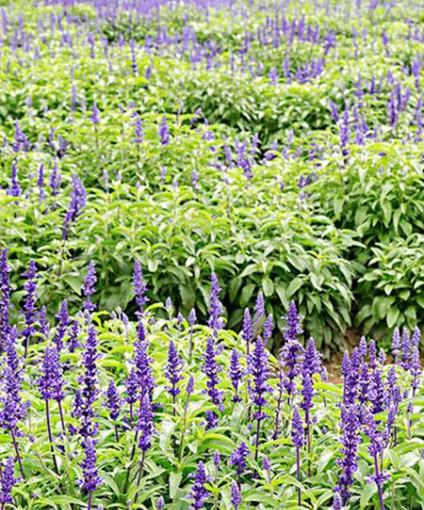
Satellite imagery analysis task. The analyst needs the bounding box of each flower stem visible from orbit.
[46,400,59,474]
[133,451,146,504]
[296,446,301,506]
[11,429,25,480]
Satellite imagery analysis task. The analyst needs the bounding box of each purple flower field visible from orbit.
[0,0,423,508]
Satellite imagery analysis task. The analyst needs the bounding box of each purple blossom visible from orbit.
[159,115,170,145]
[401,329,411,370]
[8,160,21,197]
[38,345,65,402]
[333,493,342,510]
[82,262,97,314]
[303,337,322,376]
[105,379,121,421]
[53,300,69,352]
[63,174,87,240]
[22,260,38,357]
[133,261,148,316]
[230,442,250,481]
[67,319,80,352]
[229,349,244,402]
[156,496,165,510]
[202,337,223,421]
[0,250,12,347]
[136,394,155,452]
[208,273,223,335]
[165,340,184,411]
[39,306,50,338]
[78,438,102,496]
[0,457,16,505]
[242,308,254,355]
[335,404,362,504]
[189,462,211,509]
[231,481,242,510]
[134,325,155,402]
[125,367,139,423]
[70,325,100,439]
[263,314,273,341]
[90,102,100,126]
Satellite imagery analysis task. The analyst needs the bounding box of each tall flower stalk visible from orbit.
[291,406,304,506]
[248,337,271,461]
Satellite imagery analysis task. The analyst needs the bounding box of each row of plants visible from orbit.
[0,253,423,509]
[0,0,422,351]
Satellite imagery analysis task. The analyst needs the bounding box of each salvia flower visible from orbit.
[133,261,148,317]
[82,262,97,314]
[159,115,170,145]
[78,438,102,498]
[105,379,121,421]
[165,340,184,411]
[156,496,165,510]
[335,404,362,504]
[400,329,411,370]
[53,300,69,352]
[8,160,21,197]
[249,337,271,419]
[38,344,65,402]
[242,308,254,355]
[208,273,223,335]
[0,457,16,505]
[202,337,223,409]
[231,480,242,510]
[63,174,87,240]
[134,325,155,402]
[230,442,250,479]
[189,462,211,509]
[0,249,12,347]
[72,325,101,438]
[229,349,244,402]
[136,394,155,452]
[22,260,38,356]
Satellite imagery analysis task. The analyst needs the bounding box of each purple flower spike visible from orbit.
[78,438,102,499]
[165,340,184,415]
[105,379,121,421]
[0,457,16,505]
[231,481,242,510]
[133,261,148,317]
[189,462,211,509]
[283,301,303,342]
[208,273,223,335]
[136,394,155,452]
[242,308,254,355]
[63,174,87,240]
[91,102,100,126]
[249,337,271,460]
[22,260,38,357]
[159,115,170,145]
[53,300,69,352]
[261,313,273,340]
[229,349,244,402]
[230,442,250,479]
[0,249,12,347]
[333,493,342,510]
[335,405,362,505]
[38,345,65,402]
[82,262,97,314]
[202,338,223,427]
[8,160,21,197]
[156,496,165,510]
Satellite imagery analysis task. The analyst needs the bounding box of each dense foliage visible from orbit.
[0,0,423,350]
[0,256,423,509]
